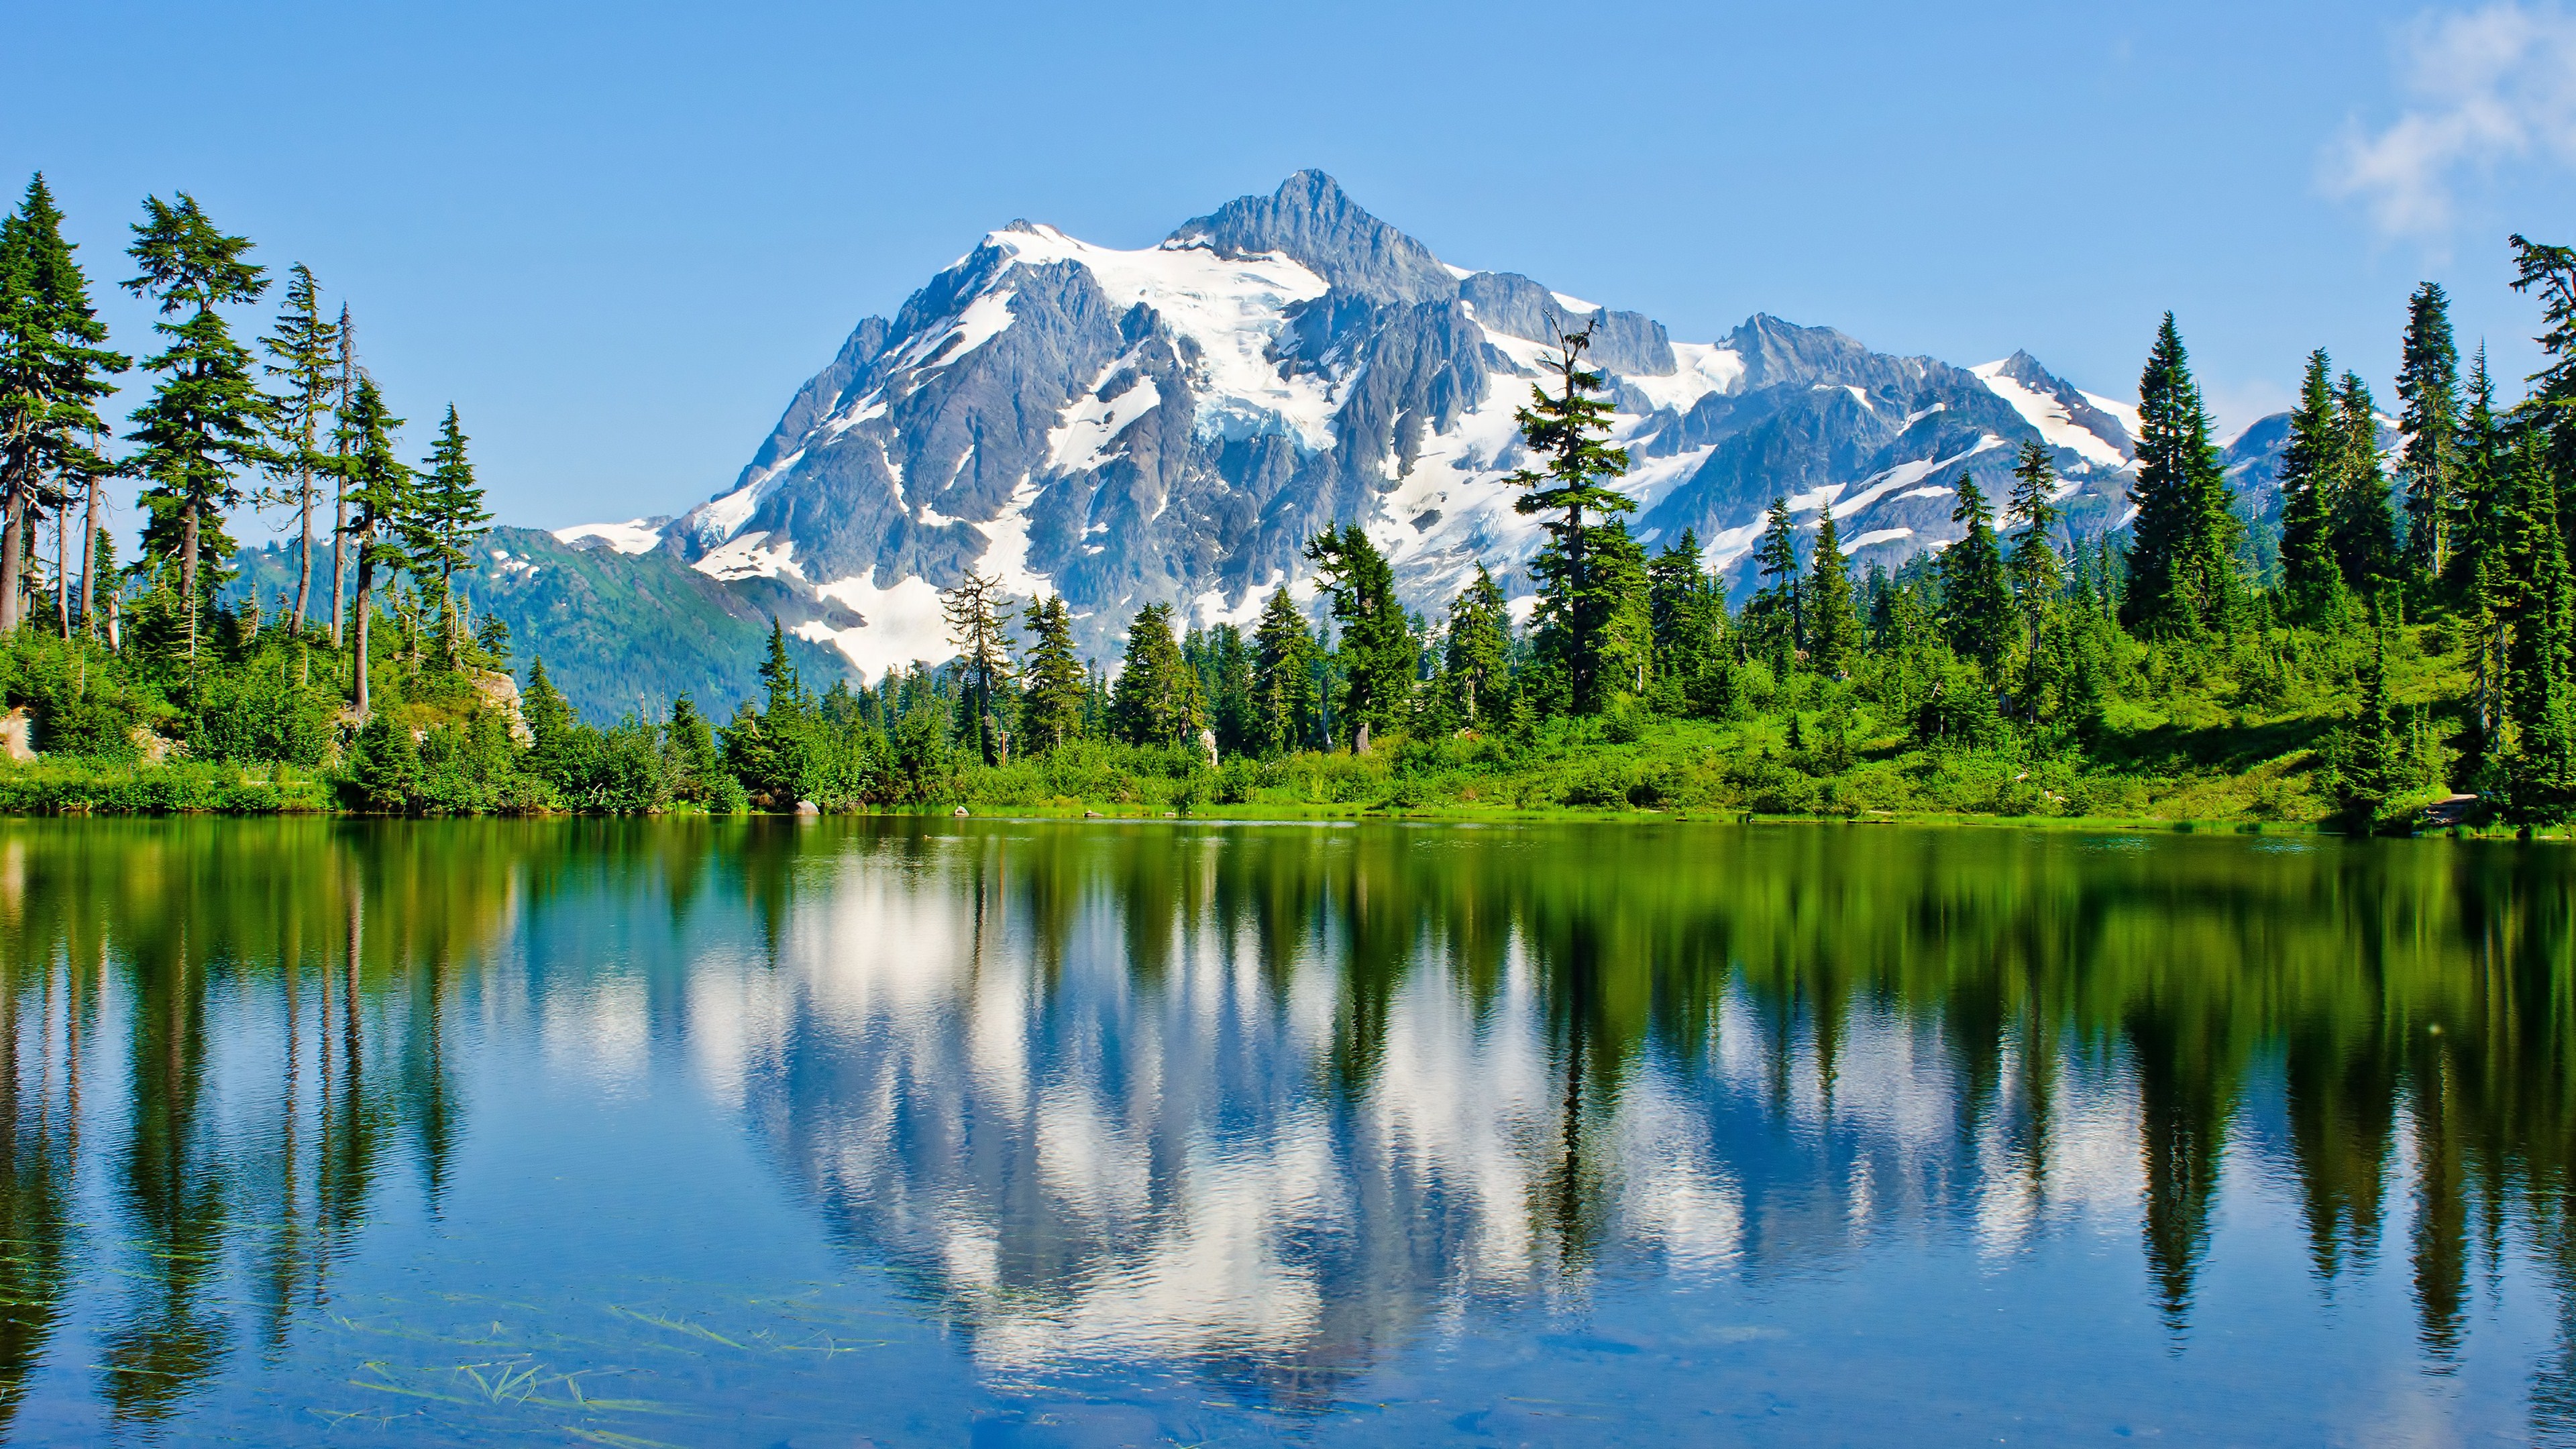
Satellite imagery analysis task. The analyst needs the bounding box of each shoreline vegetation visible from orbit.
[5,181,2576,837]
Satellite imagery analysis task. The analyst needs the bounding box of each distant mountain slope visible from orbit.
[566,171,2148,667]
[225,527,852,720]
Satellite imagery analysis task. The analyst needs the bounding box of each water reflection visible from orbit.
[0,818,2571,1438]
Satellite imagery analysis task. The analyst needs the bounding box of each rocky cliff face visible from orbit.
[582,172,2159,672]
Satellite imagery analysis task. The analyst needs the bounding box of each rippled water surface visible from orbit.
[1,817,2573,1444]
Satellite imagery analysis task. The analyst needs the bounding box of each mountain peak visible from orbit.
[1165,171,1456,305]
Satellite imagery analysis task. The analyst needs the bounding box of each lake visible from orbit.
[0,816,2568,1444]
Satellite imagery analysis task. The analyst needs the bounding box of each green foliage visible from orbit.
[1112,602,1202,748]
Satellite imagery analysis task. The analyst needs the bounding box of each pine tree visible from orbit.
[2455,350,2511,762]
[2006,441,2064,634]
[409,405,490,659]
[938,571,1012,765]
[119,193,272,663]
[2505,451,2576,822]
[1749,494,1800,663]
[2396,282,2461,584]
[1506,323,1633,713]
[1587,520,1654,699]
[1250,586,1322,754]
[521,657,578,781]
[257,263,337,637]
[1444,564,1512,729]
[1016,594,1086,755]
[1941,476,2013,676]
[1112,602,1201,747]
[2508,234,2576,493]
[1303,524,1415,744]
[2331,372,2397,596]
[2123,314,2237,635]
[1189,622,1254,756]
[0,175,127,637]
[333,373,410,718]
[2275,350,2343,624]
[1805,505,1860,676]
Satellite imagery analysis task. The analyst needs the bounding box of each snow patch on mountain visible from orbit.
[553,519,667,555]
[1972,360,2127,469]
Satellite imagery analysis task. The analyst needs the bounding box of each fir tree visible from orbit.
[0,176,127,637]
[333,373,409,718]
[1805,505,1860,676]
[1303,524,1415,744]
[2123,314,2237,635]
[1016,594,1086,755]
[257,263,337,637]
[1189,622,1254,757]
[119,193,273,663]
[331,304,353,645]
[2508,233,2576,490]
[2396,282,2461,583]
[1646,531,1707,672]
[1750,494,1801,663]
[2277,349,2344,621]
[1250,586,1322,754]
[410,405,491,658]
[1940,476,2012,676]
[1506,323,1633,712]
[2504,452,2576,822]
[938,570,1012,765]
[1444,564,1512,729]
[2331,372,2397,596]
[1112,602,1201,747]
[1585,520,1654,699]
[522,657,578,782]
[2006,441,2064,633]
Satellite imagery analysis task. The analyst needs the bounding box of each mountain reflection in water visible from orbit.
[0,817,2571,1444]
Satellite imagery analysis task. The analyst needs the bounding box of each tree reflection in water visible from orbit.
[0,818,2567,1438]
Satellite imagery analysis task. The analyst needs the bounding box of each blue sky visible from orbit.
[5,1,2573,534]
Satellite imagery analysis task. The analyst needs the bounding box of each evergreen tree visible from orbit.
[1939,476,2012,676]
[2504,452,2576,822]
[1444,564,1512,729]
[410,405,490,658]
[2331,372,2397,596]
[2508,233,2576,491]
[2123,314,2237,635]
[2396,282,2461,584]
[0,175,126,637]
[1646,531,1706,671]
[521,657,578,781]
[1250,586,1322,754]
[257,263,337,637]
[2277,349,2344,621]
[1189,623,1254,757]
[119,193,273,663]
[1584,519,1654,699]
[1805,505,1860,676]
[938,570,1012,765]
[1112,602,1201,747]
[1016,594,1086,755]
[1505,323,1633,712]
[2456,350,2511,761]
[1749,494,1801,663]
[2006,441,2064,634]
[331,303,353,645]
[1303,524,1415,744]
[333,373,409,718]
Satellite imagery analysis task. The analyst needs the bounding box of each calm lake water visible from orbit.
[0,818,2571,1444]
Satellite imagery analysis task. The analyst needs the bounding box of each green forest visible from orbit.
[5,173,2576,831]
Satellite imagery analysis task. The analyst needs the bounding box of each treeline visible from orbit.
[0,175,526,796]
[7,166,2576,825]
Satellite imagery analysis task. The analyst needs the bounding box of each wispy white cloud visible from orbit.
[2324,2,2576,236]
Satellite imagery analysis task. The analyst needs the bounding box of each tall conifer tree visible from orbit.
[1111,602,1200,747]
[2277,350,2345,620]
[119,193,272,663]
[1506,324,1633,712]
[409,405,491,657]
[1941,476,2012,675]
[0,175,127,636]
[1444,565,1512,729]
[334,374,409,718]
[1250,586,1322,754]
[2331,372,2397,597]
[2396,282,2461,582]
[939,571,1012,765]
[1806,506,1860,676]
[1016,594,1086,755]
[2123,314,2237,635]
[258,263,337,637]
[1303,525,1415,743]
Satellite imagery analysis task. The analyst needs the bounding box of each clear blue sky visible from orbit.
[6,1,2573,535]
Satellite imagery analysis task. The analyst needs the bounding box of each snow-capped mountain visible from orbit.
[568,172,2146,675]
